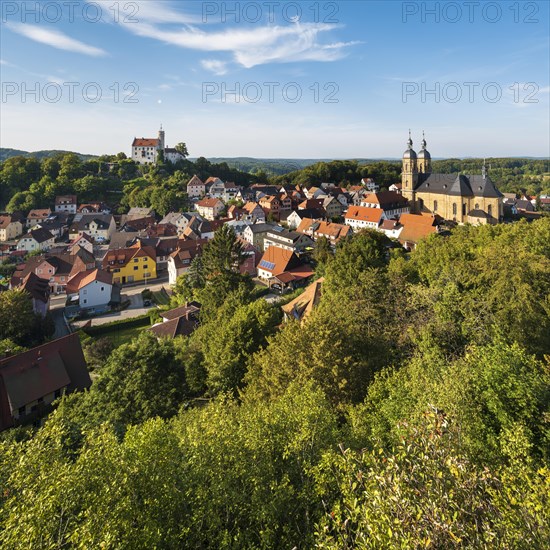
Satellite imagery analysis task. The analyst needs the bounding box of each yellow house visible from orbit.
[102,242,156,284]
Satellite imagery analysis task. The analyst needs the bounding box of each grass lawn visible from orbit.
[152,288,171,306]
[104,324,148,346]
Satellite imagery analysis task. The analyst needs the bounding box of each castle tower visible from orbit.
[401,130,418,207]
[417,131,432,174]
[158,124,165,151]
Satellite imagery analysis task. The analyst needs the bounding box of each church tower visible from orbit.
[401,130,418,207]
[417,131,432,174]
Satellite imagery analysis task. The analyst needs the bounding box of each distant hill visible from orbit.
[0,148,98,162]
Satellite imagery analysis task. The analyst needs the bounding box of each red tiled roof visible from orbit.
[132,138,159,147]
[197,198,223,208]
[345,206,383,224]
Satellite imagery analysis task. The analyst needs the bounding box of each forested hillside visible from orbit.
[2,153,548,214]
[1,219,549,548]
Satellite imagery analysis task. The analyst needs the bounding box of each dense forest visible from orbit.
[1,152,548,214]
[1,218,549,547]
[0,153,261,215]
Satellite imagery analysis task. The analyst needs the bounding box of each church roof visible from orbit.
[415,173,502,198]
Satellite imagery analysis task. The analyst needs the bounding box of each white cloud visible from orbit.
[201,59,228,75]
[118,15,356,69]
[6,23,107,57]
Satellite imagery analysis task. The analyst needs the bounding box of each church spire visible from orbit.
[421,130,427,150]
[407,129,413,149]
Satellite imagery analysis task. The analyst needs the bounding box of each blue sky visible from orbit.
[1,0,549,158]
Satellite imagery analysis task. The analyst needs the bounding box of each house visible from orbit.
[322,196,344,219]
[298,198,324,211]
[257,246,315,291]
[263,229,314,252]
[243,223,284,250]
[344,206,384,231]
[66,268,114,313]
[241,202,266,223]
[304,187,325,200]
[259,195,282,221]
[398,213,438,250]
[149,302,201,339]
[120,216,156,232]
[360,191,410,219]
[209,181,239,202]
[164,147,186,164]
[296,218,352,245]
[16,228,55,253]
[389,183,402,193]
[35,217,66,239]
[361,178,380,192]
[0,214,24,242]
[26,209,51,228]
[159,212,203,234]
[167,240,207,285]
[77,202,111,214]
[69,213,116,243]
[68,233,94,255]
[11,248,96,294]
[55,195,77,214]
[281,277,324,322]
[239,240,261,277]
[378,219,403,239]
[187,175,206,198]
[286,208,325,230]
[224,219,253,237]
[102,241,157,284]
[123,207,156,222]
[196,198,224,220]
[0,333,91,431]
[20,272,50,317]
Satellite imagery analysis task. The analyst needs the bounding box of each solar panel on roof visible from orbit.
[259,260,275,270]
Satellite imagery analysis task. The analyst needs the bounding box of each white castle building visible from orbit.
[131,126,185,165]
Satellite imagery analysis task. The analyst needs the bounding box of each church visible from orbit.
[401,133,503,224]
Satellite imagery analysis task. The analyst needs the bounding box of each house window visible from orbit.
[101,287,104,291]
[134,266,139,271]
[475,203,479,210]
[134,258,139,262]
[83,299,87,304]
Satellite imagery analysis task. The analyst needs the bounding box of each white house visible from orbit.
[0,214,24,242]
[359,191,410,219]
[16,228,55,252]
[196,198,224,220]
[132,127,164,165]
[361,178,380,192]
[55,195,77,214]
[66,269,113,311]
[344,206,384,231]
[187,175,206,198]
[69,214,116,242]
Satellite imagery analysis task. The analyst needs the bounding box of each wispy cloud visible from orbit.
[201,59,228,75]
[115,7,357,70]
[6,23,107,57]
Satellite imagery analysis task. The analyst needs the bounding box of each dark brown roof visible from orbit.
[21,272,50,304]
[161,302,201,322]
[0,334,90,431]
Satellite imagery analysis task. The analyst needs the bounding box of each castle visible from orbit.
[401,132,503,224]
[131,126,185,165]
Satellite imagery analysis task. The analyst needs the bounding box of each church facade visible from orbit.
[401,133,503,224]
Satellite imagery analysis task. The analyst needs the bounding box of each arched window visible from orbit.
[452,203,457,216]
[487,204,492,217]
[433,200,438,212]
[462,203,466,216]
[475,203,479,210]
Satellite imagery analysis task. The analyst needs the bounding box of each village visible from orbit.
[0,131,548,431]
